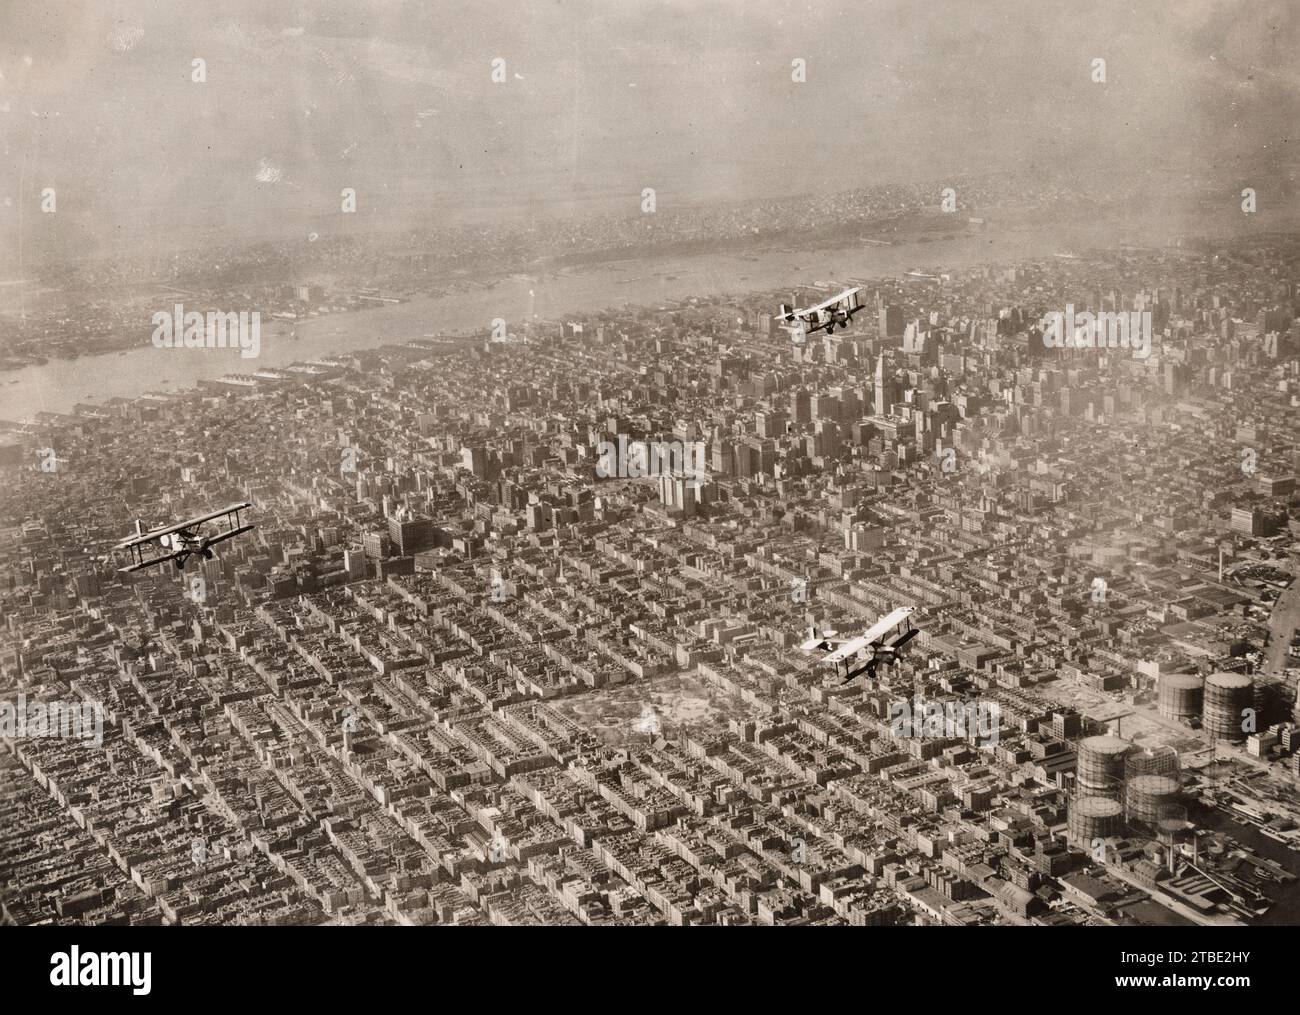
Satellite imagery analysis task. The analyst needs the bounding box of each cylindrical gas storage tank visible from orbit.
[1203,672,1253,742]
[1068,796,1124,844]
[1126,774,1180,826]
[1158,672,1204,720]
[1076,736,1130,799]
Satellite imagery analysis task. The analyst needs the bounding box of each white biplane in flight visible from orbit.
[801,606,918,683]
[114,502,255,572]
[777,286,864,342]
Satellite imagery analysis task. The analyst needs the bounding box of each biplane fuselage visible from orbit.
[778,287,865,341]
[801,606,918,683]
[114,502,254,572]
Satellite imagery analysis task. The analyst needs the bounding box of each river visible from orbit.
[0,219,1115,421]
[1189,801,1300,926]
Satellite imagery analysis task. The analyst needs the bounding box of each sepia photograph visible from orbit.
[0,0,1297,993]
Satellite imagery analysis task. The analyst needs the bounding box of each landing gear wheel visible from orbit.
[173,557,185,570]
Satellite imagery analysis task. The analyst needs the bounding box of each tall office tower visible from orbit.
[363,531,391,560]
[1163,362,1187,396]
[658,475,697,517]
[817,420,842,456]
[659,474,674,509]
[526,501,550,530]
[675,478,697,517]
[711,433,734,476]
[462,445,488,479]
[733,441,753,478]
[344,548,367,579]
[878,304,904,338]
[756,411,788,439]
[921,327,941,365]
[388,515,433,555]
[903,321,919,354]
[790,390,811,426]
[874,354,891,417]
[74,570,102,599]
[201,556,223,587]
[812,393,840,422]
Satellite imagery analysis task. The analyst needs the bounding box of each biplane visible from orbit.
[778,286,864,341]
[114,502,254,572]
[800,606,918,683]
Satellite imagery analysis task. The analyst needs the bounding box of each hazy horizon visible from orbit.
[1,0,1298,270]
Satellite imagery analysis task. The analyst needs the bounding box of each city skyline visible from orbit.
[1,2,1297,969]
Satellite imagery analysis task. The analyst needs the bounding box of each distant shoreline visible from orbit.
[0,215,1254,421]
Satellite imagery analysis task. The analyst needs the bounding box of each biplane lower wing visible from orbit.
[116,523,255,573]
[114,502,254,573]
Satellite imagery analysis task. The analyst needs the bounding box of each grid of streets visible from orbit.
[3,237,1300,927]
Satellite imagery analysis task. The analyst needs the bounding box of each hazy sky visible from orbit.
[1,0,1296,267]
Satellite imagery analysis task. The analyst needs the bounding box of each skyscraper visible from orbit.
[879,304,904,338]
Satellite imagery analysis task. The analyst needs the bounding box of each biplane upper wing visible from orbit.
[114,502,253,549]
[858,606,914,646]
[820,607,914,664]
[114,522,255,573]
[801,286,863,315]
[823,634,872,664]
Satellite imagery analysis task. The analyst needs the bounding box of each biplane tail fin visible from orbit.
[800,625,839,653]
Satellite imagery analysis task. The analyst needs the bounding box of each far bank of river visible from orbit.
[0,220,1109,421]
